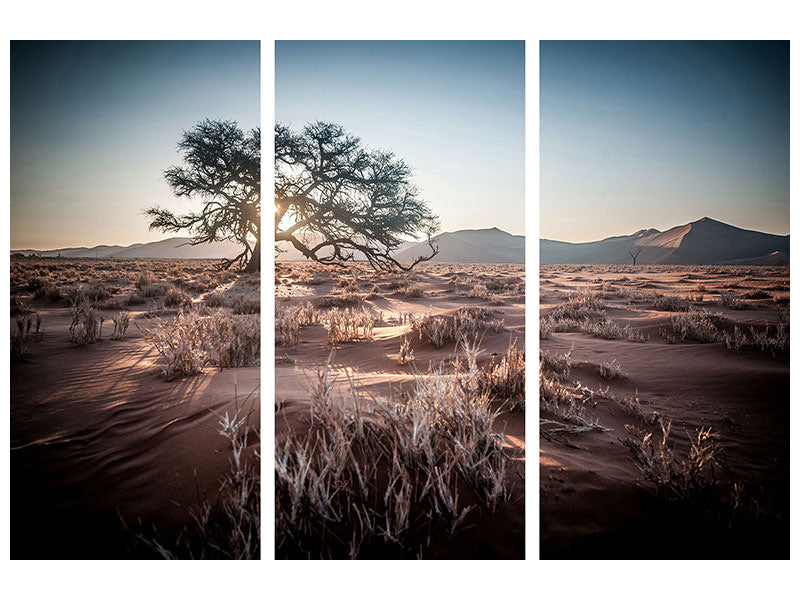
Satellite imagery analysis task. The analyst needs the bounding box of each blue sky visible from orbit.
[276,40,525,236]
[541,41,789,242]
[11,41,259,249]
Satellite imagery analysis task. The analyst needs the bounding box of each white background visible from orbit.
[1,1,797,598]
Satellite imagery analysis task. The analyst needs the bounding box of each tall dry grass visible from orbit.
[275,349,512,559]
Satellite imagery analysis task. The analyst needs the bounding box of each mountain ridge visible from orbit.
[12,237,243,259]
[541,217,789,265]
[275,227,525,264]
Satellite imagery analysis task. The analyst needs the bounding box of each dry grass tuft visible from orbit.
[409,307,503,348]
[474,340,525,410]
[164,286,191,307]
[275,350,509,559]
[11,312,42,359]
[599,358,625,379]
[141,310,260,379]
[232,295,260,314]
[69,299,101,346]
[111,311,130,340]
[275,302,319,346]
[397,336,414,365]
[622,421,721,502]
[326,307,376,345]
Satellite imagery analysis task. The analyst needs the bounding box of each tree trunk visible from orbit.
[244,239,261,272]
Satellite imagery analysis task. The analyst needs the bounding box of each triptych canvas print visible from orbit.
[7,39,790,562]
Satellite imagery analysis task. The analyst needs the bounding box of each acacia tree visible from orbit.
[628,247,642,266]
[275,121,440,271]
[147,119,261,272]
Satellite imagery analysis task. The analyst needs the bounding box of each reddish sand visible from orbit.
[275,261,525,559]
[540,265,789,558]
[10,259,260,558]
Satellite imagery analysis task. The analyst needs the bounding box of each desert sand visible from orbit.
[10,257,260,558]
[275,260,525,559]
[540,264,789,558]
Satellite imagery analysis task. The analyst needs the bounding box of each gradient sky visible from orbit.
[11,41,259,250]
[276,40,525,236]
[541,41,789,242]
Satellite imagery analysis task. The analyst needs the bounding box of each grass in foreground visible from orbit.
[275,343,522,559]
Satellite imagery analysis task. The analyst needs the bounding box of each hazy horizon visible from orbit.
[276,40,525,237]
[10,41,259,250]
[541,41,789,243]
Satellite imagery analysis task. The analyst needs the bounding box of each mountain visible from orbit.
[395,227,524,263]
[275,227,525,264]
[541,217,789,265]
[12,237,243,259]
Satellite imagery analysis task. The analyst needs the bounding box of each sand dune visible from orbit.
[541,217,789,265]
[395,227,525,263]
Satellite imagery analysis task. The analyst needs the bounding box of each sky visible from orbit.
[541,41,789,242]
[10,41,259,250]
[275,40,525,236]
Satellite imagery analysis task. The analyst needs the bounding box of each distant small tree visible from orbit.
[275,121,440,271]
[146,120,261,272]
[628,247,642,266]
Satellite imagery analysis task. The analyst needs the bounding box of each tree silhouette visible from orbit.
[275,122,440,271]
[628,247,642,266]
[146,120,261,272]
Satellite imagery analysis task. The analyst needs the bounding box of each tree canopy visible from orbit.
[147,119,261,271]
[275,121,440,271]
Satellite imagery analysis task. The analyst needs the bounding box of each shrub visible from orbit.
[11,296,30,316]
[743,290,771,300]
[318,292,362,308]
[275,302,319,346]
[112,311,131,340]
[580,318,646,342]
[409,307,504,348]
[136,270,155,290]
[475,340,525,410]
[232,295,260,314]
[126,292,146,306]
[661,310,725,344]
[200,313,260,368]
[139,311,207,379]
[69,300,100,346]
[622,421,721,502]
[204,293,226,307]
[539,347,572,379]
[11,312,42,359]
[164,286,191,308]
[718,291,747,310]
[141,310,261,379]
[653,295,689,312]
[141,283,169,297]
[467,284,489,299]
[398,336,415,365]
[326,307,376,344]
[599,358,625,379]
[27,276,51,292]
[44,286,63,302]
